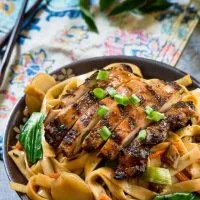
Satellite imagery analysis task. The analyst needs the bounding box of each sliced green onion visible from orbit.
[114,94,129,106]
[96,70,109,80]
[93,88,106,99]
[97,105,109,116]
[148,111,165,121]
[145,106,165,122]
[136,130,147,141]
[145,167,172,185]
[145,106,154,115]
[129,94,140,106]
[99,126,112,141]
[106,87,117,97]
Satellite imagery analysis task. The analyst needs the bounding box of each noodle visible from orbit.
[164,179,200,194]
[86,168,155,200]
[169,146,200,176]
[41,157,55,175]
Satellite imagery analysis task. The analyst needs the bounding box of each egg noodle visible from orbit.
[8,63,200,200]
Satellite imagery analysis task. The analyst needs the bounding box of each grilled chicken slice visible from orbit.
[100,80,182,160]
[45,64,138,149]
[82,99,125,151]
[60,78,143,157]
[81,78,160,152]
[59,103,100,157]
[45,92,97,149]
[60,73,97,108]
[115,101,195,179]
[60,63,135,107]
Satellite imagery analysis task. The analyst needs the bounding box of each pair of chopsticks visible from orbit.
[0,0,42,88]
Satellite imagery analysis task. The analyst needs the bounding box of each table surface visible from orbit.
[0,22,199,200]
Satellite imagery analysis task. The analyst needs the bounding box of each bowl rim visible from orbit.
[3,55,200,199]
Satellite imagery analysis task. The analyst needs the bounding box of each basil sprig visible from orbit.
[100,0,116,11]
[79,0,173,33]
[109,0,147,16]
[80,0,98,32]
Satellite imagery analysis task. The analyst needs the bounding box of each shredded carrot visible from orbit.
[48,173,60,179]
[149,149,166,159]
[14,142,23,151]
[99,193,112,200]
[175,172,190,182]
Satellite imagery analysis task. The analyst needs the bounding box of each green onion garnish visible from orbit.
[99,126,112,141]
[97,105,109,116]
[136,129,147,141]
[145,106,154,115]
[106,87,117,97]
[93,88,106,99]
[114,94,129,106]
[145,106,165,122]
[129,94,140,106]
[145,167,172,185]
[96,70,109,81]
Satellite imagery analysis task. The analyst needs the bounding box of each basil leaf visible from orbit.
[109,0,146,16]
[33,115,45,164]
[100,0,116,11]
[154,193,200,200]
[19,112,44,165]
[139,0,172,13]
[79,0,98,33]
[80,0,90,9]
[80,7,98,32]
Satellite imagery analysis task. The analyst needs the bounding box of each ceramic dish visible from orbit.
[3,56,200,200]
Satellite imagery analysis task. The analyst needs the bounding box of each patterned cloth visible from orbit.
[0,0,199,159]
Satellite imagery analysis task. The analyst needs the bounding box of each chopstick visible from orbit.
[0,0,29,88]
[0,0,42,49]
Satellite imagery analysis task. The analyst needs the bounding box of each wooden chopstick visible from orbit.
[0,0,29,88]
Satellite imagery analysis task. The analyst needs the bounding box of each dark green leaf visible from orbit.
[139,0,172,13]
[33,115,44,163]
[109,0,146,16]
[100,0,116,11]
[80,0,90,9]
[19,112,44,165]
[80,6,98,32]
[154,193,200,200]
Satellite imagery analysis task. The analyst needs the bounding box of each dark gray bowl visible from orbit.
[3,56,200,200]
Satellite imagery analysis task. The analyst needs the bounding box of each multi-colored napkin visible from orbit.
[0,0,199,158]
